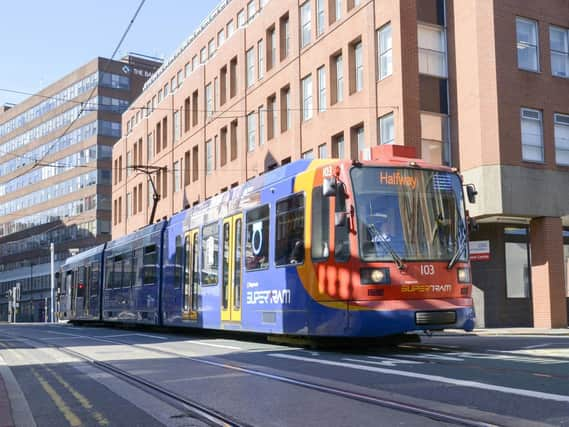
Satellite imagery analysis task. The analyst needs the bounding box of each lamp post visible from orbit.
[50,242,55,323]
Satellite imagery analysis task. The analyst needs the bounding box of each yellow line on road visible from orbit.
[31,367,82,427]
[44,365,109,426]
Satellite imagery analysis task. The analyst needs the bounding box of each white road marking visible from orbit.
[390,353,464,362]
[521,344,551,350]
[269,353,569,403]
[484,350,568,364]
[184,340,241,350]
[100,333,168,340]
[343,357,423,367]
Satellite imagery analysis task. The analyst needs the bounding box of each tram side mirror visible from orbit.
[466,184,478,204]
[323,177,337,197]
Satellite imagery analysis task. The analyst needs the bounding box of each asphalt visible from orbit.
[0,325,567,426]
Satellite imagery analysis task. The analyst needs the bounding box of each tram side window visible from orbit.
[143,245,158,285]
[133,248,144,286]
[77,266,86,296]
[201,223,219,286]
[275,193,305,266]
[91,262,99,296]
[122,252,133,288]
[113,256,124,289]
[64,271,73,295]
[246,204,270,270]
[312,186,330,261]
[174,235,183,288]
[105,256,113,288]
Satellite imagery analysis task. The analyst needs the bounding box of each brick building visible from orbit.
[112,0,569,328]
[0,54,161,321]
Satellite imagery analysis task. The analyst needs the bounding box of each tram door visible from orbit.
[221,214,243,322]
[183,229,199,320]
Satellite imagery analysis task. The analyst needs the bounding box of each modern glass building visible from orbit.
[0,54,162,322]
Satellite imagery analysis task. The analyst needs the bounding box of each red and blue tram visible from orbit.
[59,146,476,337]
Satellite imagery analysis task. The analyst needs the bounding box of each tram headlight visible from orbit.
[457,267,471,283]
[360,268,390,284]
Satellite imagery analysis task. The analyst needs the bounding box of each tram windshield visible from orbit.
[351,167,467,262]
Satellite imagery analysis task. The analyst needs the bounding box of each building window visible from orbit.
[230,57,238,98]
[218,29,225,47]
[192,55,198,71]
[353,40,363,92]
[192,90,199,126]
[334,53,344,103]
[268,94,277,139]
[206,83,213,118]
[227,20,235,37]
[184,97,190,132]
[206,140,214,174]
[280,86,291,131]
[418,24,447,77]
[246,47,255,87]
[521,108,543,162]
[174,110,180,143]
[126,151,132,177]
[220,127,228,167]
[302,149,314,159]
[174,160,180,191]
[238,9,246,27]
[330,0,342,24]
[355,125,364,152]
[147,133,154,161]
[247,0,256,20]
[555,113,569,165]
[258,39,265,79]
[230,120,238,161]
[301,1,312,48]
[516,17,539,72]
[200,47,207,64]
[420,113,448,166]
[317,0,325,36]
[302,74,313,121]
[280,14,290,60]
[247,112,256,152]
[259,106,265,146]
[208,39,216,58]
[318,66,326,112]
[332,133,345,158]
[550,26,569,78]
[378,23,392,80]
[379,112,395,144]
[318,143,328,158]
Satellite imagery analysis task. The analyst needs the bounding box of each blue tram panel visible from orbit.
[60,156,475,337]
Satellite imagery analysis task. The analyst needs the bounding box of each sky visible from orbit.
[0,0,220,106]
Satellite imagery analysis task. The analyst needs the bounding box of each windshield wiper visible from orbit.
[447,232,467,269]
[367,224,405,270]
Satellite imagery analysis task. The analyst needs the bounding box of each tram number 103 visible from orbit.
[420,264,435,275]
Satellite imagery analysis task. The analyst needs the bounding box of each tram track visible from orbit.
[6,330,503,427]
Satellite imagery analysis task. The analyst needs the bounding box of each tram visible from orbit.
[60,145,476,337]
